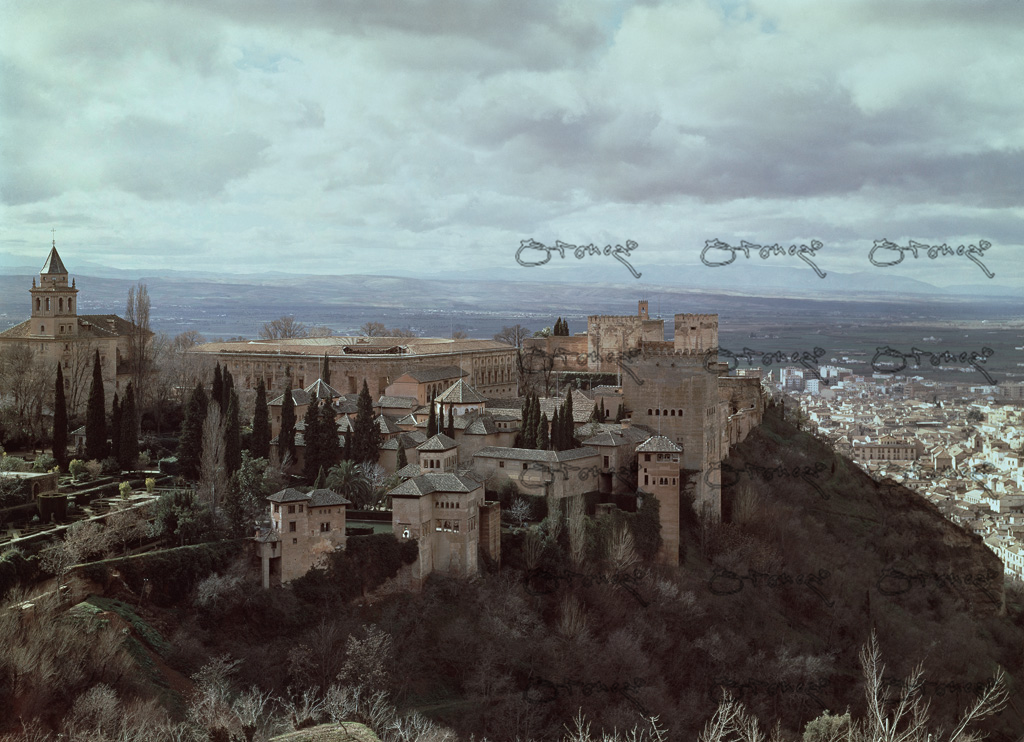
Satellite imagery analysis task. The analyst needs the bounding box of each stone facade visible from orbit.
[0,244,140,413]
[258,487,350,588]
[471,446,602,501]
[636,436,683,565]
[390,473,484,590]
[193,338,517,401]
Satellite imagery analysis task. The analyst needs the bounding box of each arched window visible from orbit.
[655,409,660,416]
[648,409,653,415]
[36,298,40,311]
[46,298,50,311]
[69,299,73,312]
[670,409,675,416]
[59,298,63,311]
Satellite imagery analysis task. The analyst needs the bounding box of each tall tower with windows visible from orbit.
[29,240,78,339]
[636,435,682,565]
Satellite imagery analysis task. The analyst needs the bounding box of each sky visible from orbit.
[2,0,1022,291]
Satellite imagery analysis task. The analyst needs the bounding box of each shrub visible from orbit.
[145,477,156,494]
[101,457,120,475]
[69,459,88,480]
[803,710,852,741]
[32,453,57,472]
[0,454,30,472]
[119,482,132,499]
[85,460,103,479]
[137,451,151,469]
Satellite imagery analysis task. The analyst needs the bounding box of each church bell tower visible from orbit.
[30,238,78,339]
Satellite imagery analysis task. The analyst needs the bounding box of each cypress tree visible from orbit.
[320,402,341,472]
[322,353,331,386]
[178,383,207,481]
[427,402,438,438]
[303,399,323,481]
[521,394,535,449]
[549,408,560,451]
[591,402,601,423]
[343,427,354,462]
[119,382,139,470]
[446,404,455,439]
[397,443,408,470]
[537,411,549,450]
[85,350,107,461]
[280,381,296,466]
[110,393,121,465]
[353,380,381,464]
[599,398,606,422]
[222,367,234,413]
[52,364,68,470]
[563,391,575,449]
[224,389,242,477]
[251,378,270,459]
[212,364,223,412]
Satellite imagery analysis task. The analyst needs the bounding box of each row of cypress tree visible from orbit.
[53,350,140,471]
[425,402,456,440]
[513,390,579,451]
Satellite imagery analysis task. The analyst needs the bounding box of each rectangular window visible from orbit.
[604,456,609,467]
[298,504,304,513]
[273,504,279,513]
[292,538,298,544]
[644,454,651,462]
[288,505,295,514]
[289,521,296,532]
[320,522,331,532]
[499,461,504,468]
[522,463,528,470]
[436,519,443,531]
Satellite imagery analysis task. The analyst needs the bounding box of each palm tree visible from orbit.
[326,460,372,509]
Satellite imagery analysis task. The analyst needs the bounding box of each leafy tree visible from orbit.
[178,383,208,481]
[224,452,270,536]
[537,412,549,450]
[630,492,662,562]
[326,461,372,509]
[251,378,270,459]
[118,383,138,470]
[493,324,530,348]
[85,350,107,461]
[260,315,308,340]
[224,390,241,477]
[279,380,296,466]
[352,380,381,465]
[52,363,69,470]
[293,533,418,604]
[427,403,438,438]
[153,488,223,546]
[109,393,121,467]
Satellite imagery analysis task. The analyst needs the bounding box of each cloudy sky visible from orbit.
[2,0,1022,290]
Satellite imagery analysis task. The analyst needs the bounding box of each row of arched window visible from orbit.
[35,297,73,313]
[649,408,684,417]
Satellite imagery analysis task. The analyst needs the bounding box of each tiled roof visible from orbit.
[388,472,482,498]
[41,246,68,275]
[375,395,419,409]
[463,416,499,436]
[636,435,682,453]
[395,463,423,479]
[270,388,311,407]
[309,488,352,507]
[398,365,468,383]
[267,487,310,503]
[418,433,457,451]
[376,415,403,435]
[305,379,342,400]
[381,430,428,450]
[473,446,599,462]
[436,379,487,404]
